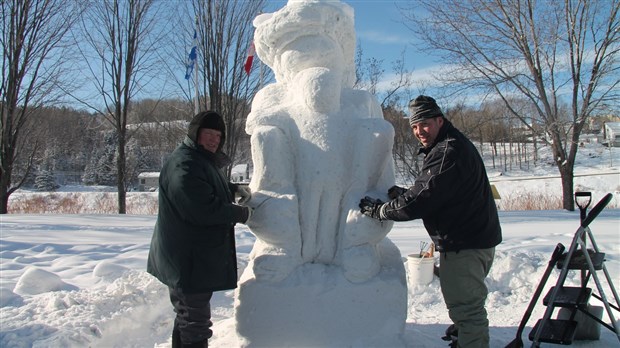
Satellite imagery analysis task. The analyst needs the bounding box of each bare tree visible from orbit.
[75,0,163,213]
[1,0,81,213]
[383,105,421,185]
[355,48,415,109]
[354,46,417,184]
[130,98,193,170]
[402,0,620,210]
[159,0,266,176]
[354,51,384,96]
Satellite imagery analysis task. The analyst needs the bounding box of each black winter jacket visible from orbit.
[147,136,239,293]
[382,120,502,252]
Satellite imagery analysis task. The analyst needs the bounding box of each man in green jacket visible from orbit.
[147,111,252,348]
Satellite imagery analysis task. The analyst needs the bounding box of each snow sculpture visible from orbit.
[235,0,407,345]
[245,0,394,284]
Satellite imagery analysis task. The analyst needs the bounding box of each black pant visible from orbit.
[169,287,213,344]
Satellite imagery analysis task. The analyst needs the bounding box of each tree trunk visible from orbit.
[559,165,575,211]
[502,142,507,172]
[509,140,513,170]
[117,133,127,214]
[552,136,575,211]
[491,142,497,169]
[533,136,538,165]
[0,177,9,214]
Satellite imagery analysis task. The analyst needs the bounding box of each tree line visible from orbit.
[2,0,618,213]
[2,0,265,213]
[16,96,611,193]
[17,99,250,192]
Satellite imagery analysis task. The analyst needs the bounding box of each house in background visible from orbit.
[138,172,159,191]
[231,164,250,183]
[602,122,620,147]
[137,164,250,191]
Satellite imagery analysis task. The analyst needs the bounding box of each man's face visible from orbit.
[197,128,222,153]
[411,117,444,148]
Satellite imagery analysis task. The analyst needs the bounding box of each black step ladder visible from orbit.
[528,192,620,347]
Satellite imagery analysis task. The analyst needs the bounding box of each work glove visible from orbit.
[232,204,253,224]
[359,196,385,220]
[235,184,252,204]
[387,185,407,199]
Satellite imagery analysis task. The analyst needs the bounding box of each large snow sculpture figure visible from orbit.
[234,1,407,346]
[245,0,394,284]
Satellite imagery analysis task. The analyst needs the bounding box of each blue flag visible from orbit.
[185,29,197,80]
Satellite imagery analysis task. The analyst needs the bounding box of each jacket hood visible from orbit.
[187,111,227,152]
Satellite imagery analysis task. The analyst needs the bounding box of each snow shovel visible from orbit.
[505,243,566,348]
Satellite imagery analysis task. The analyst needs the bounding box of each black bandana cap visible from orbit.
[408,95,444,126]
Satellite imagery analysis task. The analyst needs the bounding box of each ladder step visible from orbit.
[543,286,592,307]
[529,319,578,345]
[557,249,605,270]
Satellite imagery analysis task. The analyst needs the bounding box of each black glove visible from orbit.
[359,196,384,220]
[231,204,253,224]
[387,185,407,200]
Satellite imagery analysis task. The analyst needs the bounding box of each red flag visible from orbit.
[244,42,255,75]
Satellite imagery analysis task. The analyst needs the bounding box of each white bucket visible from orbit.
[407,254,436,285]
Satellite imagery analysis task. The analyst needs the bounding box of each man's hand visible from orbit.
[235,185,252,204]
[359,196,384,220]
[387,185,406,199]
[232,204,253,224]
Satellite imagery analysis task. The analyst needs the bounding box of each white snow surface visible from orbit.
[1,145,619,348]
[1,188,619,347]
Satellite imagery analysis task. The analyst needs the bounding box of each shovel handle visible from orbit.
[581,193,612,228]
[550,243,566,262]
[507,243,565,347]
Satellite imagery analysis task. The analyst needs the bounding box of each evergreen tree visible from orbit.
[34,170,59,191]
[81,161,99,185]
[82,131,117,186]
[125,138,148,190]
[98,132,118,186]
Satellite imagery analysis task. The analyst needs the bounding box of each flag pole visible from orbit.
[185,19,199,115]
[194,53,199,115]
[194,18,200,115]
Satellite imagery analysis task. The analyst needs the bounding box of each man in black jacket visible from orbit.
[147,111,252,348]
[359,96,501,348]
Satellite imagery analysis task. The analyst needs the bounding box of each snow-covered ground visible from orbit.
[1,205,619,347]
[1,143,619,347]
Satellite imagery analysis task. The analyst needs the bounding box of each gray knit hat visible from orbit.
[408,95,444,126]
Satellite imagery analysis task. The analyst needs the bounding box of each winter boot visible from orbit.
[182,339,208,348]
[441,324,458,347]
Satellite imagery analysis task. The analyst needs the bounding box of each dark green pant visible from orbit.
[169,287,213,345]
[440,248,495,348]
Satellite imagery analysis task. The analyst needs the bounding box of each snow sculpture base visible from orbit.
[234,239,407,347]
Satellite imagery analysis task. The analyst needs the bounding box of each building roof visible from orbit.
[231,164,248,174]
[604,122,620,131]
[138,172,160,178]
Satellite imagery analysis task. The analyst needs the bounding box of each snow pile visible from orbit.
[14,267,78,295]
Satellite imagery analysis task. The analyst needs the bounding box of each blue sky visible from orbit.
[264,0,441,96]
[265,0,433,67]
[349,1,424,67]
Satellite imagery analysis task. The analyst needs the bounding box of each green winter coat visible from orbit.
[147,128,239,293]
